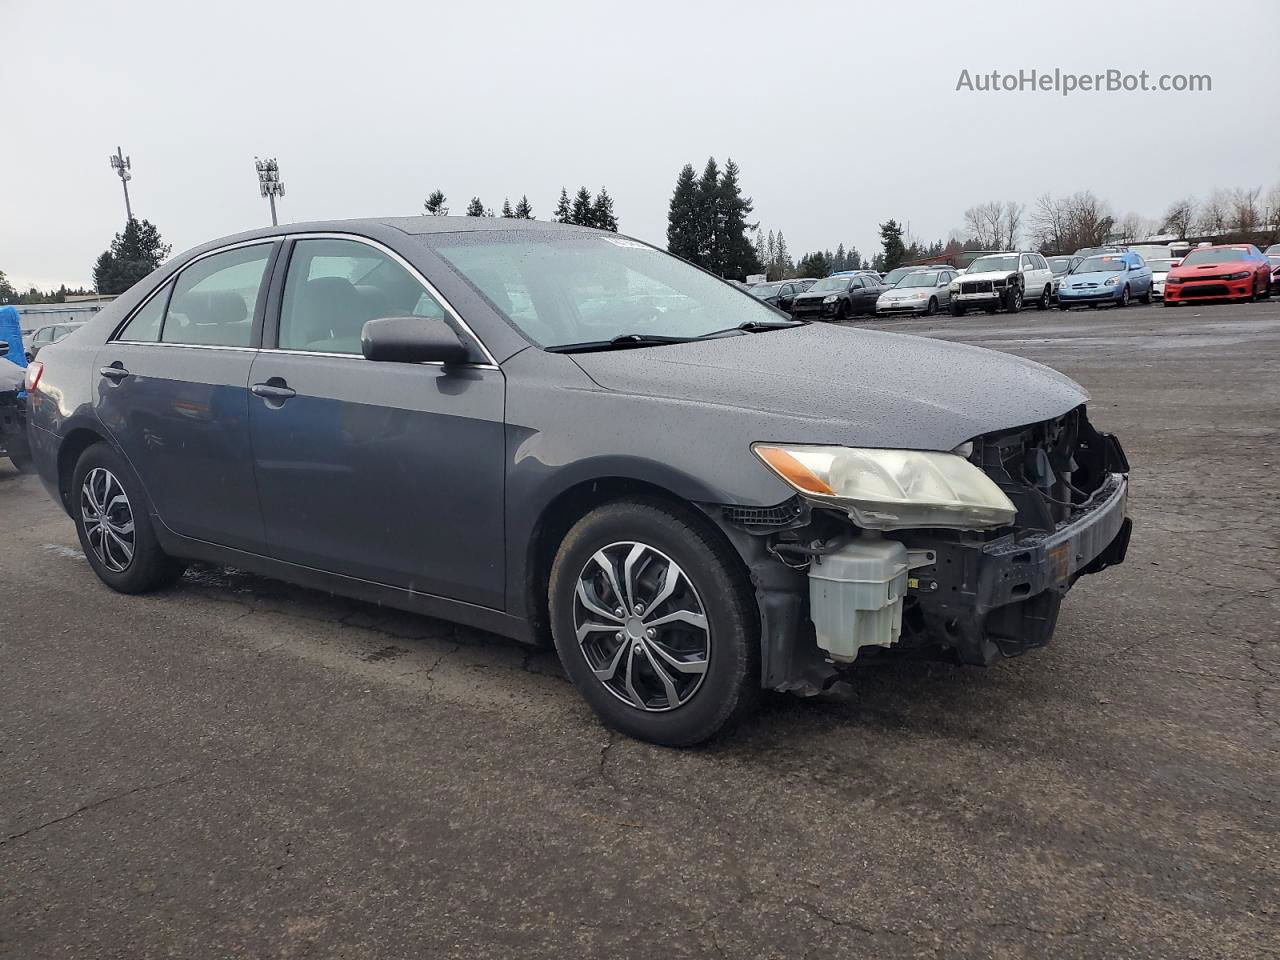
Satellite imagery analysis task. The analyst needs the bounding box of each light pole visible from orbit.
[255,157,286,226]
[109,146,133,222]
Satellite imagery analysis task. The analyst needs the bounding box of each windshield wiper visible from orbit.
[694,318,807,339]
[544,333,697,354]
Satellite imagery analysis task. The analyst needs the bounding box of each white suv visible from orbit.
[950,252,1055,316]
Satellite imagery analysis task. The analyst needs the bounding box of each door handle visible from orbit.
[251,382,296,401]
[99,365,129,382]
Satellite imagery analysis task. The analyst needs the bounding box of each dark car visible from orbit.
[789,273,885,320]
[748,278,815,313]
[26,218,1131,746]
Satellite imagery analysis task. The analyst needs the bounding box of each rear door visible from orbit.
[246,235,507,609]
[94,241,278,551]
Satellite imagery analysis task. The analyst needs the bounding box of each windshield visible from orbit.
[429,232,787,348]
[1048,257,1075,275]
[1181,248,1251,265]
[808,277,852,292]
[1076,256,1127,273]
[968,255,1019,273]
[1146,259,1178,273]
[896,272,939,288]
[882,267,919,285]
[749,283,782,298]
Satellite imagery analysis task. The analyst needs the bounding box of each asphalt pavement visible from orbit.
[2,298,1277,959]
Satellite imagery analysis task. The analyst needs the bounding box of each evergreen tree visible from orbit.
[591,188,618,231]
[484,207,496,218]
[766,230,776,264]
[716,158,759,279]
[424,190,448,216]
[554,188,572,223]
[465,197,486,217]
[571,186,594,227]
[879,219,907,271]
[696,157,722,274]
[774,231,792,280]
[753,231,767,271]
[0,269,17,305]
[796,251,832,278]
[92,218,172,295]
[501,198,515,218]
[848,247,862,269]
[834,243,846,272]
[514,195,534,219]
[666,163,700,262]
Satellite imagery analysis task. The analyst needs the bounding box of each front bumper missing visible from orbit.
[904,473,1130,664]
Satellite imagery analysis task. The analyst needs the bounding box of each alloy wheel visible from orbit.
[572,541,711,712]
[81,467,135,572]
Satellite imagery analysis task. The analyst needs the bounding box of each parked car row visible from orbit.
[748,241,1277,322]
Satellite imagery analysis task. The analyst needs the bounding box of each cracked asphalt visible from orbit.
[2,299,1277,959]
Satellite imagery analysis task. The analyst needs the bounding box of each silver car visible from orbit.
[26,321,84,362]
[875,268,958,317]
[1145,258,1181,301]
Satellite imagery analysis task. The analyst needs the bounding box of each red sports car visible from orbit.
[1163,244,1273,306]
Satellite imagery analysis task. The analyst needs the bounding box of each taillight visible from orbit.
[24,361,43,393]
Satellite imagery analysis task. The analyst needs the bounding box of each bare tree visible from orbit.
[1229,186,1262,236]
[963,200,1023,250]
[1114,212,1153,243]
[1161,197,1197,238]
[1030,194,1069,252]
[1263,182,1280,245]
[1197,189,1231,235]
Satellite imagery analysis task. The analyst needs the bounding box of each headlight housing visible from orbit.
[949,281,960,291]
[752,443,1017,531]
[1225,271,1250,280]
[822,294,839,303]
[1105,276,1120,286]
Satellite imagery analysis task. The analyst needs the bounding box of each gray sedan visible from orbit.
[875,268,958,317]
[27,217,1131,746]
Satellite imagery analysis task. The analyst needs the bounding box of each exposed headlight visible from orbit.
[752,443,1016,531]
[949,281,960,292]
[822,294,838,303]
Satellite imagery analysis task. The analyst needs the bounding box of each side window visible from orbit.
[163,245,272,347]
[116,283,172,342]
[278,238,449,355]
[1021,255,1035,271]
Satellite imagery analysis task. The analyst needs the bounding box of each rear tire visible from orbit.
[549,499,760,746]
[71,442,186,594]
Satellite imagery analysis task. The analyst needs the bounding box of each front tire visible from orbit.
[925,297,938,316]
[71,442,185,594]
[1036,286,1051,310]
[1117,284,1131,308]
[950,303,966,317]
[1005,287,1023,314]
[549,500,759,746]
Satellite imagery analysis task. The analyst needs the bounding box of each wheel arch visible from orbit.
[522,476,748,647]
[56,427,112,513]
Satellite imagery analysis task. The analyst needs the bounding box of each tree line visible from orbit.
[424,186,619,231]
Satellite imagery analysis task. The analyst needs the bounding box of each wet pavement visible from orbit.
[2,298,1277,959]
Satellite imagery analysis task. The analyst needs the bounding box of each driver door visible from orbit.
[247,235,507,609]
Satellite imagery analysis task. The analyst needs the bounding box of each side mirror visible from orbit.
[361,317,476,365]
[0,340,8,357]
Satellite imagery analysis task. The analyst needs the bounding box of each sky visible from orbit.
[2,0,1278,290]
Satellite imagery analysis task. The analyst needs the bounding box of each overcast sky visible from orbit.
[2,0,1278,289]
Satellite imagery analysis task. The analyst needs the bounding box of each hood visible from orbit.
[794,288,841,301]
[1063,270,1124,286]
[881,284,933,298]
[569,323,1087,451]
[1168,261,1241,279]
[959,269,1016,283]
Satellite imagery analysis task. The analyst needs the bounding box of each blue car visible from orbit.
[1057,251,1153,309]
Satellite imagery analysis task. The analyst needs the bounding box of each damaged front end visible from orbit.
[715,405,1132,694]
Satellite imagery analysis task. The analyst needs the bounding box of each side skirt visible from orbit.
[152,520,535,644]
